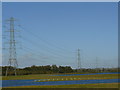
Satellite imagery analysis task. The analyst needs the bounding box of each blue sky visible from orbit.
[2,2,118,68]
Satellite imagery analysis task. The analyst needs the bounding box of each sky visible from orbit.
[2,2,118,69]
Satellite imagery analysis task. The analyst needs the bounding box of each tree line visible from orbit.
[1,65,118,76]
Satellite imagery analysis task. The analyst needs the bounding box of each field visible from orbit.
[2,72,120,88]
[5,83,119,88]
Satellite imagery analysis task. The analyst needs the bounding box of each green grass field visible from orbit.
[2,73,118,81]
[5,83,119,88]
[2,73,119,88]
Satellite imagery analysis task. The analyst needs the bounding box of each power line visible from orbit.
[21,35,74,58]
[19,46,67,64]
[18,25,74,53]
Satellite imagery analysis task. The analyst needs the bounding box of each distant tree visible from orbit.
[51,65,58,73]
[59,66,65,73]
[65,66,73,73]
[2,65,118,76]
[58,66,73,73]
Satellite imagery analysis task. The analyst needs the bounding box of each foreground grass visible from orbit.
[0,76,2,80]
[2,73,119,81]
[4,83,119,88]
[2,72,103,80]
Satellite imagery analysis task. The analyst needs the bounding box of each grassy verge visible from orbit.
[2,73,119,81]
[3,83,119,88]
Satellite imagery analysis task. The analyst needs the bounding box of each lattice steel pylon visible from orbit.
[77,48,81,69]
[5,17,18,76]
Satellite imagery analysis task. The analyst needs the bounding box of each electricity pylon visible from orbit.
[77,48,81,70]
[96,57,98,69]
[95,57,99,72]
[5,17,18,76]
